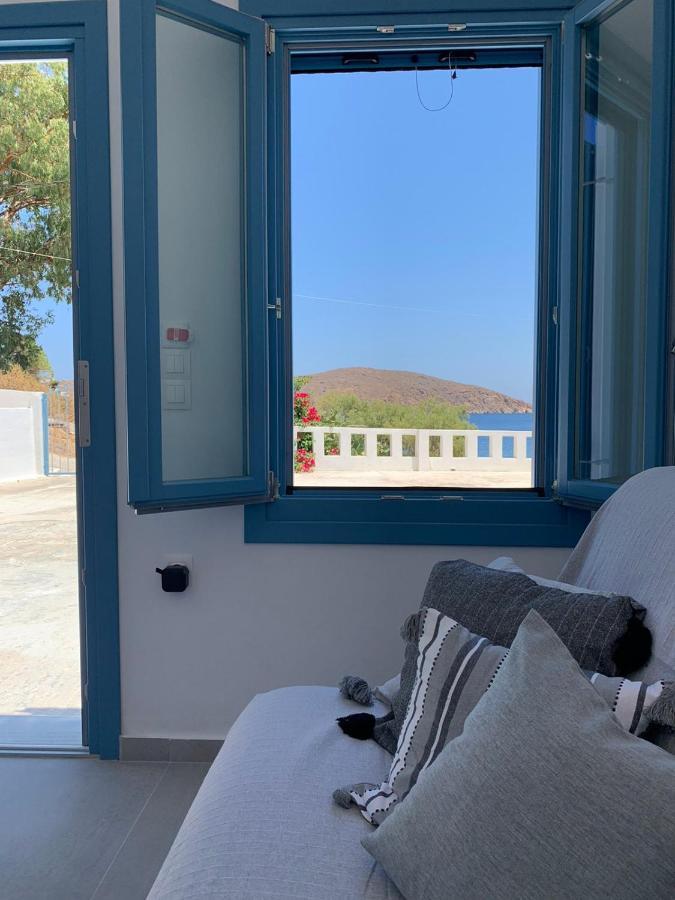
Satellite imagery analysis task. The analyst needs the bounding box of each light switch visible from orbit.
[161,348,191,377]
[163,380,191,410]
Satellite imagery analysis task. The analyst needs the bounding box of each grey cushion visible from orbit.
[373,558,646,754]
[341,607,669,826]
[363,611,675,900]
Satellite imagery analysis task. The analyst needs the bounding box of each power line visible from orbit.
[0,245,71,263]
[294,292,531,322]
[294,292,441,315]
[0,179,70,188]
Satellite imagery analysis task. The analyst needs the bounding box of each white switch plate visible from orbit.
[161,348,191,377]
[162,379,191,410]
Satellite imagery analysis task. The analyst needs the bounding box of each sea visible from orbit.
[468,413,533,432]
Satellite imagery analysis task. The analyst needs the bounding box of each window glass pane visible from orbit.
[156,14,246,483]
[575,0,653,484]
[290,62,539,491]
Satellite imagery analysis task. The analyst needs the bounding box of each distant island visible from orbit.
[298,368,531,415]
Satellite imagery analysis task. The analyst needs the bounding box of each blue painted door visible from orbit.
[0,1,120,758]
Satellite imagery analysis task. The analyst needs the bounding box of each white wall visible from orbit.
[104,0,572,740]
[0,390,46,482]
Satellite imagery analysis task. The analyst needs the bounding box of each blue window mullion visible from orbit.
[555,9,581,501]
[643,0,674,469]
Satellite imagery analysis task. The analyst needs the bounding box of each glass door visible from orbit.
[0,54,83,748]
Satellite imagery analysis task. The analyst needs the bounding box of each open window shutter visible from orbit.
[556,0,672,508]
[123,0,269,511]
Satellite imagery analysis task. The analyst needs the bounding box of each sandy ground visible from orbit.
[0,477,81,720]
[294,469,533,488]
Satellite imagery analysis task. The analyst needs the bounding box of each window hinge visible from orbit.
[81,567,86,587]
[552,479,559,493]
[376,25,395,34]
[552,305,558,326]
[72,119,77,140]
[265,25,275,55]
[269,471,280,500]
[268,297,282,319]
[381,494,406,500]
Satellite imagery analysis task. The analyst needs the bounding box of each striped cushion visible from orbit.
[339,607,668,826]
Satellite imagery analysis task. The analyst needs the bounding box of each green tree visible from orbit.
[316,392,474,430]
[0,61,71,372]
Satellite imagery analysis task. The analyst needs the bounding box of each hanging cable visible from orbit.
[414,54,457,112]
[0,245,72,262]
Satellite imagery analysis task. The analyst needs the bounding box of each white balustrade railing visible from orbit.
[294,426,533,472]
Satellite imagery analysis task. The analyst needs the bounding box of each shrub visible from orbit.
[316,393,474,430]
[293,381,321,471]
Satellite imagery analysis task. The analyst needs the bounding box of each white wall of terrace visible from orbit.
[294,426,533,473]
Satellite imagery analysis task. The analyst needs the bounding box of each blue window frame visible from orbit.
[556,0,674,506]
[246,15,591,546]
[123,0,673,545]
[121,0,269,512]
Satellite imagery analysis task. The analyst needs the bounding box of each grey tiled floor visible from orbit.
[0,757,208,900]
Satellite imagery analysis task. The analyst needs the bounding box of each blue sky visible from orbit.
[291,66,540,403]
[33,297,72,380]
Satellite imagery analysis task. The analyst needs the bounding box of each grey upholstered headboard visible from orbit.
[559,467,675,679]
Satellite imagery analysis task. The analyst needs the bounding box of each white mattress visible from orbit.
[149,686,402,899]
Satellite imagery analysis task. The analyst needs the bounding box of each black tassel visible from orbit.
[336,712,376,740]
[612,616,653,676]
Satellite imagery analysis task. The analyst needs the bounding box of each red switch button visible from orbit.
[166,327,190,343]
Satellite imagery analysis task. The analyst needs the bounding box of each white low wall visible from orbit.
[295,426,533,472]
[0,389,47,482]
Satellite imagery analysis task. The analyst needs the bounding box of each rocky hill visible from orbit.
[300,368,531,414]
